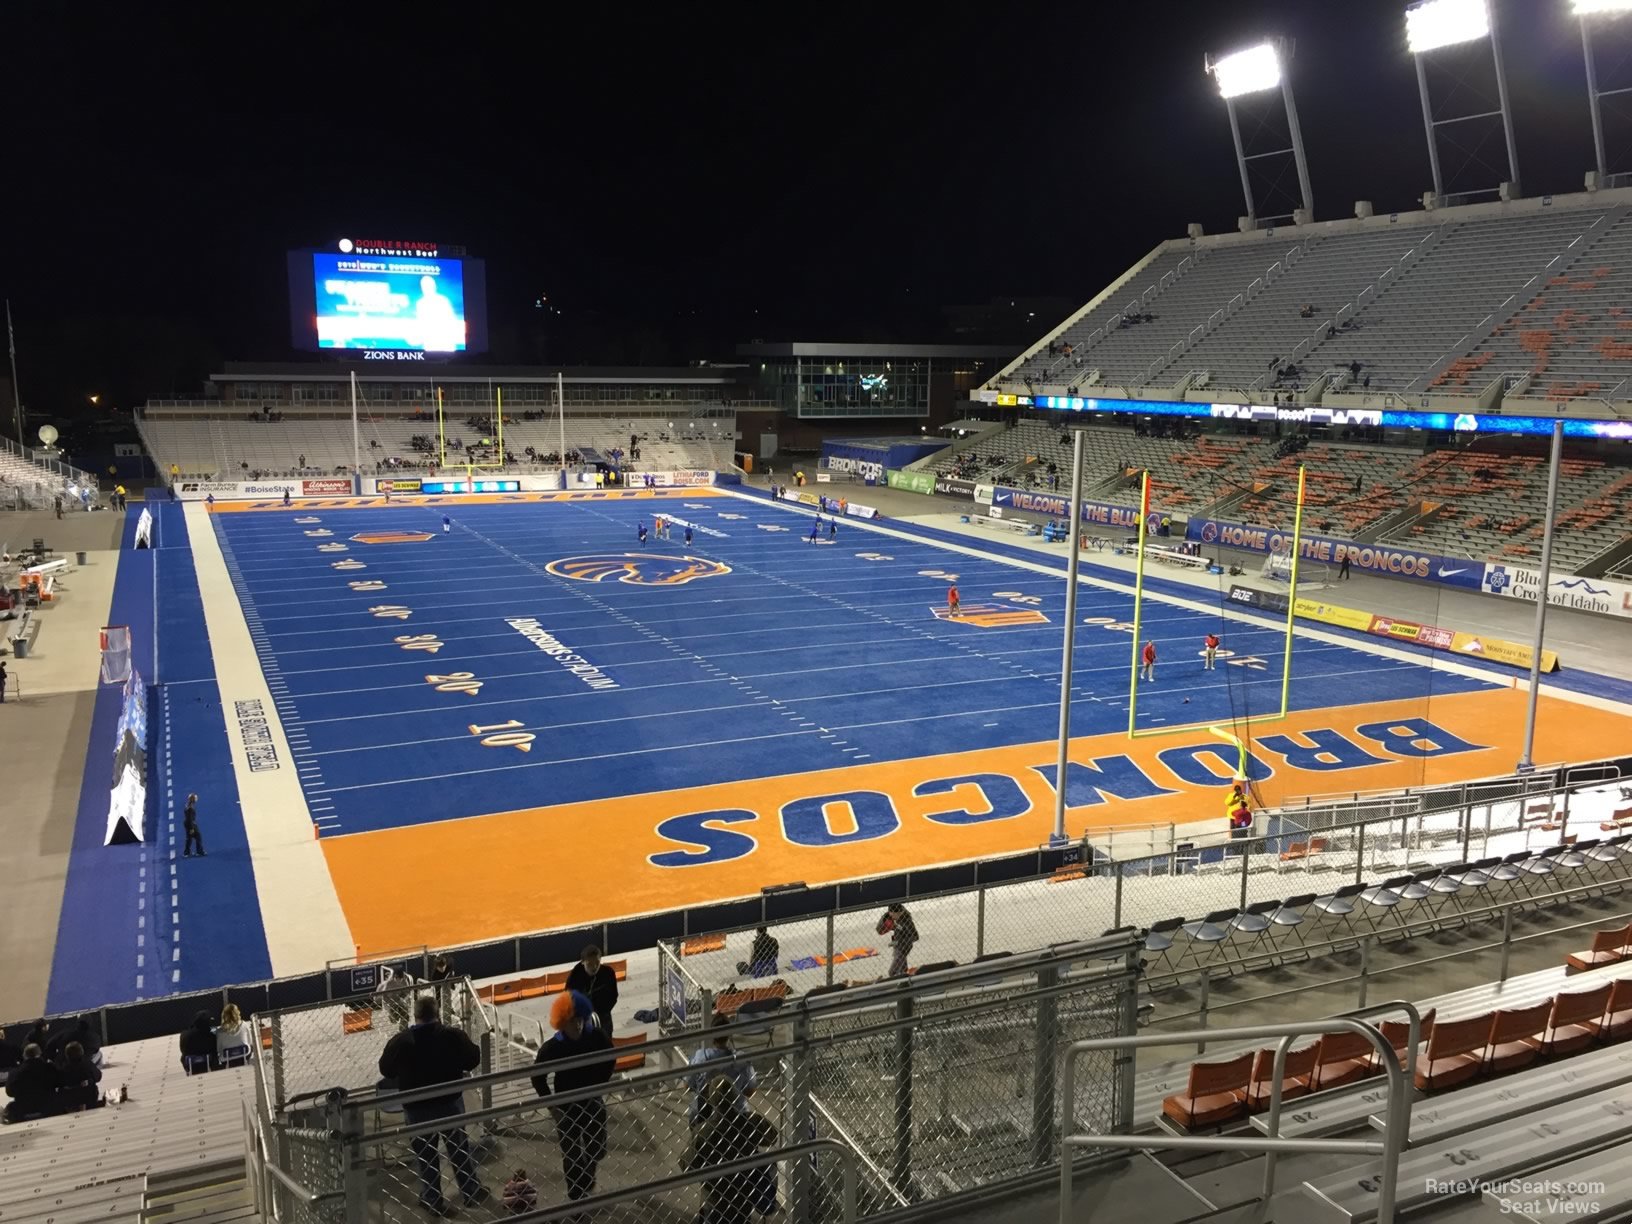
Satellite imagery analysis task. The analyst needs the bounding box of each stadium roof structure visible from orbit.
[987,185,1632,423]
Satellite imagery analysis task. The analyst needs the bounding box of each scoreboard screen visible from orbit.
[289,239,488,357]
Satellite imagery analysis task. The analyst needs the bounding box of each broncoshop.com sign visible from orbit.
[303,478,353,496]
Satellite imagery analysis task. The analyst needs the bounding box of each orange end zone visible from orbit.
[320,688,1632,958]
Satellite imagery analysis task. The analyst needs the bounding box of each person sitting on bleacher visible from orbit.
[3,1044,61,1123]
[46,1017,101,1069]
[179,1011,218,1074]
[57,1042,102,1112]
[215,1003,250,1068]
[0,1028,21,1086]
[684,1075,780,1224]
[686,1029,757,1125]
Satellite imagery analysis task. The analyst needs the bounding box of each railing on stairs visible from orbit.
[1059,1007,1419,1224]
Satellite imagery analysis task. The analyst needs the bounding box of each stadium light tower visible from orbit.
[1575,0,1632,185]
[1204,38,1315,227]
[1406,0,1521,203]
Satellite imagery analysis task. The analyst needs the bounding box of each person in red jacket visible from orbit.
[1140,640,1157,682]
[1204,632,1220,671]
[947,584,960,618]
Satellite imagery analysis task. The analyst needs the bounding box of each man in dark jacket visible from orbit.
[4,1044,62,1122]
[179,1012,217,1072]
[565,945,618,1035]
[533,991,616,1205]
[378,996,487,1216]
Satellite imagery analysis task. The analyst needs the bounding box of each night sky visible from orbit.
[4,0,1622,419]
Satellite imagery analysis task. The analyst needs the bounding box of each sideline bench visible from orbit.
[1303,1080,1632,1221]
[966,514,1036,536]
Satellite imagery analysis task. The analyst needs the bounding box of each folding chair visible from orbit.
[181,1054,213,1076]
[1264,893,1316,964]
[1517,844,1566,906]
[1485,850,1534,905]
[1359,875,1412,937]
[1309,883,1367,951]
[1173,909,1240,976]
[1223,900,1282,968]
[1142,917,1186,978]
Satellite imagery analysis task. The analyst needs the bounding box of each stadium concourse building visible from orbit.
[138,344,1012,473]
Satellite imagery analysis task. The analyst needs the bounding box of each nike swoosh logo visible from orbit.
[1437,567,1469,577]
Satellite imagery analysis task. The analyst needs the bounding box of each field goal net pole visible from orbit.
[1050,429,1087,848]
[1125,466,1307,782]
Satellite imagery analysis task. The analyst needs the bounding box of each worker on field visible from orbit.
[947,584,960,618]
[1204,632,1220,671]
[1226,782,1252,840]
[1140,640,1157,682]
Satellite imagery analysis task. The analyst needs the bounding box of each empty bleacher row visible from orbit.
[995,191,1632,402]
[136,411,737,481]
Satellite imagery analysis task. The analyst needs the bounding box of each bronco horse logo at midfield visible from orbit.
[546,554,733,586]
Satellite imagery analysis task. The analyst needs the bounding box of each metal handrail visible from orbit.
[500,1138,857,1223]
[1060,1009,1415,1224]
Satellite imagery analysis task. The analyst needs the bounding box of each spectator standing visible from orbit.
[216,1003,251,1067]
[58,1042,102,1110]
[1140,640,1158,683]
[4,1044,61,1122]
[1339,553,1351,580]
[684,1076,780,1224]
[687,1029,758,1124]
[565,946,619,1035]
[878,902,919,977]
[378,996,488,1215]
[531,991,615,1207]
[1,659,8,703]
[180,1012,217,1073]
[183,794,204,856]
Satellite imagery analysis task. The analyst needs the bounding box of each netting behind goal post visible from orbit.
[1124,466,1307,799]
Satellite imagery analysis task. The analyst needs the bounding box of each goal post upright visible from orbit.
[1278,463,1308,718]
[1126,469,1152,737]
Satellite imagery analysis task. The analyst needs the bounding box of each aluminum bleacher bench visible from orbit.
[1302,1080,1632,1222]
[1481,1143,1632,1221]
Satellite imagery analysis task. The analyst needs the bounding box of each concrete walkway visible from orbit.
[0,512,124,1019]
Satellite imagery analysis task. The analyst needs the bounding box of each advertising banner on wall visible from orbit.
[1479,563,1632,621]
[990,485,1145,530]
[1227,586,1558,671]
[302,478,354,496]
[934,476,976,499]
[886,470,936,495]
[1185,516,1481,588]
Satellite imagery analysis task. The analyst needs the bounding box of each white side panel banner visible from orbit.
[844,502,880,520]
[133,507,154,548]
[1480,563,1632,620]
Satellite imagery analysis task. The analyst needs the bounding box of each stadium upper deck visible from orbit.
[989,187,1632,415]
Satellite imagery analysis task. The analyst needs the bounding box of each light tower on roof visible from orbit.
[1205,38,1315,230]
[1406,0,1521,204]
[1574,0,1632,186]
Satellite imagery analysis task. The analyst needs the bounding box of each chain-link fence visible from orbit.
[249,934,1142,1223]
[649,776,1605,1026]
[261,975,489,1111]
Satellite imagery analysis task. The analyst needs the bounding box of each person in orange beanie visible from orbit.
[531,992,615,1205]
